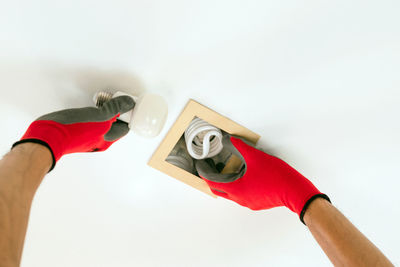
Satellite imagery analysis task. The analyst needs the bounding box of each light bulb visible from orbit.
[93,91,168,138]
[184,117,223,159]
[131,94,168,138]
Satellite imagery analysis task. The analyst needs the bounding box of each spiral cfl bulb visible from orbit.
[184,118,223,159]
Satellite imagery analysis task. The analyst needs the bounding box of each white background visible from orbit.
[1,0,399,266]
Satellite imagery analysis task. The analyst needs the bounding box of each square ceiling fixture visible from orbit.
[148,99,260,196]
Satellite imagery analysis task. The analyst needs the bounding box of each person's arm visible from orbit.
[196,135,393,266]
[0,96,135,267]
[304,198,393,266]
[0,143,52,267]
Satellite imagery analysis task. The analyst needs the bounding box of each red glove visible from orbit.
[195,135,330,224]
[13,96,135,171]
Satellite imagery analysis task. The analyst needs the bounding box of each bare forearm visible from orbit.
[304,198,393,267]
[0,143,51,267]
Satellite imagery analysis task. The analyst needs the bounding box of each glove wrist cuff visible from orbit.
[12,139,57,172]
[299,194,331,225]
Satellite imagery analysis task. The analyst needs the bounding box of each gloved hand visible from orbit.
[13,96,135,171]
[195,135,330,224]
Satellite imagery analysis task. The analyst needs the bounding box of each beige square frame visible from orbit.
[148,99,260,197]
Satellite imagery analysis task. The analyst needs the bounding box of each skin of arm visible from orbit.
[304,198,394,267]
[0,143,52,267]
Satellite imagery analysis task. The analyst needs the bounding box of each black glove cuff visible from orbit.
[12,139,57,172]
[300,194,331,225]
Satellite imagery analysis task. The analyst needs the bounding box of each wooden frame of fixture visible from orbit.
[148,99,260,197]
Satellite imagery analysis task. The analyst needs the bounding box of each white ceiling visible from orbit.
[1,0,399,266]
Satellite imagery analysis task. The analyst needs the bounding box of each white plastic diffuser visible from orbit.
[93,91,168,138]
